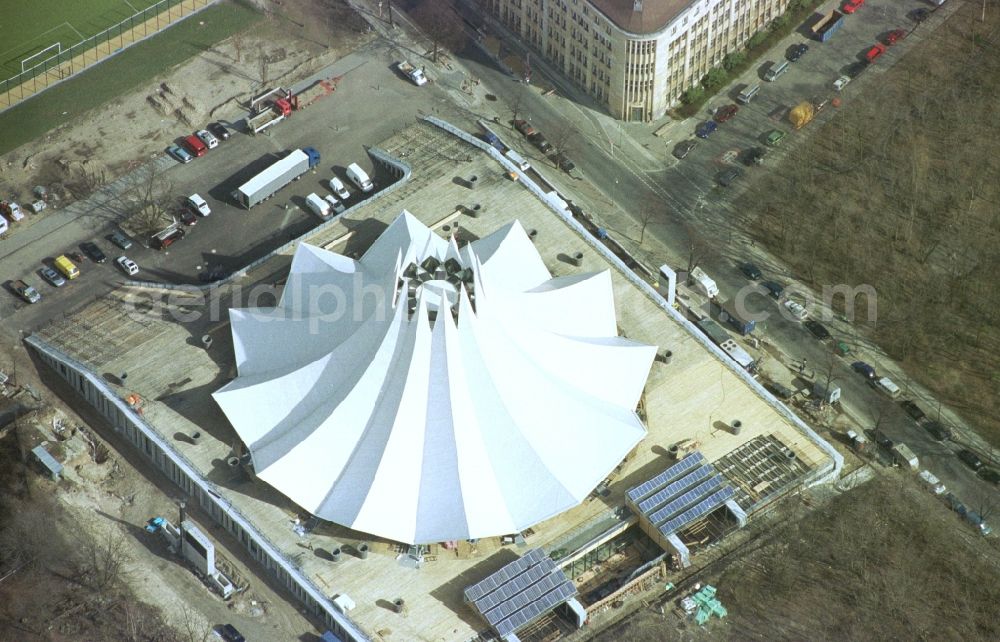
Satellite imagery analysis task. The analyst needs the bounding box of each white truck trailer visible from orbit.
[234,147,321,209]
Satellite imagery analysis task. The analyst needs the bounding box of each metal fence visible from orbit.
[1,0,215,111]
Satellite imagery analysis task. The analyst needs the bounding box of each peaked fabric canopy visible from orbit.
[213,212,656,544]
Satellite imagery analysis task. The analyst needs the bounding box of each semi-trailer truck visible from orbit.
[234,148,321,209]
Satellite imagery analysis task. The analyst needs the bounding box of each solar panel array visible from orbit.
[647,475,724,525]
[657,486,736,538]
[627,451,740,540]
[463,548,577,637]
[637,464,713,515]
[626,452,705,503]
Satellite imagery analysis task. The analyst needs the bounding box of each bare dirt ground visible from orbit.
[596,474,1000,641]
[0,0,372,233]
[733,2,1000,447]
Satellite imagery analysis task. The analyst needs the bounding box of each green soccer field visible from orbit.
[0,0,162,81]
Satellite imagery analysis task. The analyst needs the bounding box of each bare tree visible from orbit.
[230,33,244,63]
[411,0,466,63]
[79,527,131,594]
[508,82,528,123]
[122,163,176,237]
[547,121,577,158]
[681,219,710,275]
[177,603,213,642]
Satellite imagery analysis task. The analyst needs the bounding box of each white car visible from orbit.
[196,129,219,149]
[324,194,346,214]
[327,177,350,200]
[116,256,139,276]
[833,76,851,91]
[186,193,211,216]
[783,299,808,321]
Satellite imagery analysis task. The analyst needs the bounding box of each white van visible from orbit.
[764,60,790,82]
[346,163,373,192]
[305,193,331,218]
[689,266,719,298]
[876,376,901,398]
[736,84,761,104]
[505,150,531,171]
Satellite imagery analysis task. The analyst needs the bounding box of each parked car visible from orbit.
[716,167,742,187]
[911,8,930,22]
[842,0,865,14]
[551,153,575,172]
[673,139,699,159]
[179,208,198,226]
[696,121,718,138]
[328,176,351,200]
[958,449,984,472]
[208,122,231,140]
[852,361,877,381]
[783,299,808,320]
[714,104,739,123]
[186,194,211,216]
[196,129,219,149]
[978,468,1000,485]
[513,119,536,138]
[109,231,133,250]
[116,256,139,276]
[804,319,831,340]
[845,61,868,78]
[324,194,347,214]
[80,241,107,263]
[900,400,927,422]
[532,133,552,153]
[740,262,762,280]
[875,376,901,398]
[864,43,887,63]
[40,266,66,287]
[833,76,851,91]
[166,144,193,164]
[742,147,767,166]
[760,280,783,298]
[764,129,786,146]
[218,624,246,642]
[885,28,907,45]
[787,43,809,62]
[924,421,951,441]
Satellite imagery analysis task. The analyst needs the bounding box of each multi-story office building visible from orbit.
[478,0,790,121]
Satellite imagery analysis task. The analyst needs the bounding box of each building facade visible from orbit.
[478,0,790,121]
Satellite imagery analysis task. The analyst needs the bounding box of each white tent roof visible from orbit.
[213,211,656,544]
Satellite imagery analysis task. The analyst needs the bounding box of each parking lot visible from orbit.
[0,46,482,329]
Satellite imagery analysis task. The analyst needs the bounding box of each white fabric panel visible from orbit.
[213,213,654,544]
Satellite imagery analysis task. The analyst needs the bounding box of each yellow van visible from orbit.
[54,255,80,279]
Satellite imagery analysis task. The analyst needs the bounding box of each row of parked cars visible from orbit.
[167,122,232,164]
[512,119,575,172]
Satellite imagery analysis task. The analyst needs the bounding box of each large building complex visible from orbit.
[28,118,838,641]
[478,0,790,121]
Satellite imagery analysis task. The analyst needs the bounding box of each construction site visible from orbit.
[24,117,839,642]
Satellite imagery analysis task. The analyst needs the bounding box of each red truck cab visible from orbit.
[843,0,864,13]
[182,134,208,157]
[864,42,887,63]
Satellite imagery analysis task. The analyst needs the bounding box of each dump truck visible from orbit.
[812,10,846,42]
[247,88,294,135]
[788,101,816,129]
[396,61,428,86]
[12,280,41,303]
[234,147,321,209]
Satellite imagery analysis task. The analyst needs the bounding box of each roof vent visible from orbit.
[633,0,642,11]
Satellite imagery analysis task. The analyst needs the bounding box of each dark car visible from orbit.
[923,421,951,441]
[875,433,894,451]
[513,119,536,137]
[218,624,246,642]
[716,166,742,186]
[911,8,930,22]
[109,231,133,250]
[787,43,809,62]
[844,61,868,79]
[696,121,718,139]
[760,280,783,298]
[852,361,877,381]
[740,262,762,280]
[532,134,552,153]
[714,104,739,123]
[978,468,1000,485]
[885,28,907,45]
[673,139,699,159]
[80,241,107,263]
[179,208,198,226]
[742,146,767,166]
[958,449,984,471]
[804,319,831,340]
[900,400,927,422]
[208,122,231,141]
[551,153,575,172]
